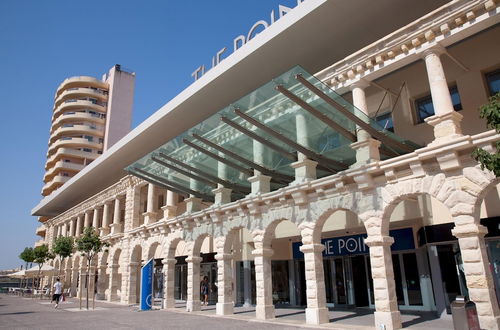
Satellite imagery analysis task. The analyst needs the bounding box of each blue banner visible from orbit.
[140,258,154,310]
[292,227,414,259]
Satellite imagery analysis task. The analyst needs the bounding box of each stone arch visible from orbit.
[463,166,500,221]
[380,174,459,235]
[164,234,184,260]
[306,207,360,245]
[146,240,162,260]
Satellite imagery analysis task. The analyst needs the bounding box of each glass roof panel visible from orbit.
[127,65,419,201]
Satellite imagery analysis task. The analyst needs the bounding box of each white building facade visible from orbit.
[32,1,500,329]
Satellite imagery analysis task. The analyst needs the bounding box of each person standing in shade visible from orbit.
[201,276,209,306]
[52,278,63,308]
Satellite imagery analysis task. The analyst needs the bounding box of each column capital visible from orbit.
[161,258,177,266]
[185,256,203,264]
[452,224,488,239]
[299,243,325,254]
[349,78,370,90]
[364,235,394,247]
[420,44,446,59]
[252,248,274,258]
[214,253,233,261]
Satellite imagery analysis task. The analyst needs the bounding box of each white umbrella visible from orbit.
[25,264,57,276]
[8,270,27,279]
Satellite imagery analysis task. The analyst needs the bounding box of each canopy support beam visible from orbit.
[192,134,293,184]
[153,154,250,195]
[276,84,357,142]
[234,109,347,172]
[132,167,214,202]
[295,74,416,153]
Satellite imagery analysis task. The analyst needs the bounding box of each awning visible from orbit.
[127,66,419,201]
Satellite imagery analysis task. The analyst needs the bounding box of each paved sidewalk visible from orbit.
[0,294,453,330]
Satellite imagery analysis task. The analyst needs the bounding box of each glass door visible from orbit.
[174,264,187,301]
[392,252,424,309]
[334,257,348,305]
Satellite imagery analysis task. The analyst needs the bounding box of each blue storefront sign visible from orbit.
[292,227,415,259]
[140,258,154,310]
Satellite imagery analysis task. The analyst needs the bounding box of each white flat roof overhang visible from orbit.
[32,0,449,216]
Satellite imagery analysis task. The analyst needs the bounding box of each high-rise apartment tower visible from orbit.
[42,65,135,196]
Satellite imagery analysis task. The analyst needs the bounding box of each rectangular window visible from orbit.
[486,69,500,96]
[375,112,394,132]
[414,85,462,123]
[82,148,92,153]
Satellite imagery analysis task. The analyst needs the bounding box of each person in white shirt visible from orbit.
[52,278,63,308]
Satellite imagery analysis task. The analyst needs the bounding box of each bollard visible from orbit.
[451,296,480,330]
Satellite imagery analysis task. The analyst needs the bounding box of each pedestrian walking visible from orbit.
[52,278,63,308]
[201,276,209,306]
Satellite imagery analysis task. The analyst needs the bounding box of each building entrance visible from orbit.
[323,255,370,307]
[200,262,217,304]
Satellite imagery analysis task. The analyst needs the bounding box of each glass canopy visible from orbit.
[127,66,419,202]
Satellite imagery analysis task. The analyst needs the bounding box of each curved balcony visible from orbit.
[42,175,71,196]
[45,147,98,170]
[47,137,102,157]
[51,112,105,133]
[35,225,46,237]
[54,87,108,108]
[34,239,46,248]
[44,160,85,183]
[49,124,104,144]
[56,76,108,98]
[52,100,106,120]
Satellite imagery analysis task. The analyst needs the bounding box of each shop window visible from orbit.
[375,112,394,132]
[414,86,462,123]
[486,69,500,96]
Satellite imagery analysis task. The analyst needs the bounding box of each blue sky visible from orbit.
[0,0,302,269]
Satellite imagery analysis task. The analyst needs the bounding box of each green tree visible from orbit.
[75,227,109,309]
[52,236,74,280]
[32,244,54,291]
[473,92,500,177]
[19,247,35,270]
[18,247,35,288]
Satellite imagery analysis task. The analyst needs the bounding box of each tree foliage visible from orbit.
[33,244,54,265]
[53,236,74,259]
[19,247,35,265]
[75,227,108,261]
[473,92,500,177]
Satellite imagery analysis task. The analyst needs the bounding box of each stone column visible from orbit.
[56,225,61,238]
[69,219,75,237]
[96,264,108,300]
[162,191,178,219]
[107,264,120,302]
[249,140,271,195]
[213,186,232,205]
[75,216,83,237]
[421,46,463,143]
[92,207,100,230]
[215,253,234,315]
[350,80,381,166]
[100,202,111,236]
[162,258,176,308]
[252,247,275,319]
[61,223,67,237]
[125,262,140,304]
[300,244,329,325]
[70,264,79,297]
[452,222,500,329]
[365,235,402,330]
[84,211,91,229]
[110,197,123,234]
[143,183,158,224]
[186,256,202,312]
